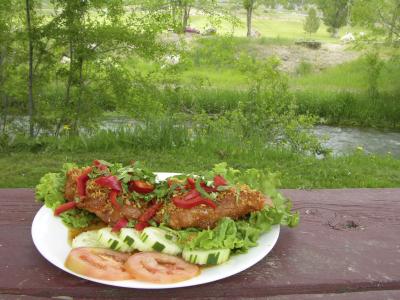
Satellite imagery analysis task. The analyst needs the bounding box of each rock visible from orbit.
[250,30,261,38]
[185,27,200,34]
[202,27,216,36]
[340,32,355,43]
[295,40,321,49]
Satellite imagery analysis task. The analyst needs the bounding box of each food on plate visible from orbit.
[65,247,131,280]
[36,160,299,283]
[125,252,200,283]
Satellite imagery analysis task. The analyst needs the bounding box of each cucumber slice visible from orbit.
[71,230,104,248]
[140,227,182,256]
[97,227,130,252]
[182,248,230,265]
[119,228,153,252]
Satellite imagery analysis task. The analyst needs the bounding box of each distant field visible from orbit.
[189,10,362,43]
[291,56,400,92]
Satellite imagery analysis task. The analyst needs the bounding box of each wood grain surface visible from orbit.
[0,188,399,299]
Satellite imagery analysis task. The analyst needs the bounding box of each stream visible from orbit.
[100,118,400,157]
[312,125,400,157]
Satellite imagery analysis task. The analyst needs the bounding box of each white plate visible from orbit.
[31,172,280,289]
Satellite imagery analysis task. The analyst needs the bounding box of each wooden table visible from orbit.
[1,188,399,299]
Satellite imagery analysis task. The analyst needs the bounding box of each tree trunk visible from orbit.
[2,95,8,135]
[25,0,34,137]
[330,27,339,38]
[388,4,400,44]
[55,41,73,136]
[72,57,84,133]
[182,5,191,32]
[246,5,253,37]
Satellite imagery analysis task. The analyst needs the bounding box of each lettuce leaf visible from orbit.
[35,163,98,228]
[35,172,65,210]
[59,208,97,228]
[175,207,279,253]
[173,163,299,253]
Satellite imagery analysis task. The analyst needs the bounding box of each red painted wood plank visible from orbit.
[0,188,399,299]
[268,290,400,300]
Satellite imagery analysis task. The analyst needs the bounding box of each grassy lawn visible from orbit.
[189,10,359,43]
[291,56,400,92]
[1,149,399,189]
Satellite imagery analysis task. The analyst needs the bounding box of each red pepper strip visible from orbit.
[200,181,217,193]
[214,175,228,187]
[76,167,92,198]
[54,201,76,216]
[109,190,121,210]
[138,202,163,223]
[167,179,173,187]
[135,221,149,231]
[185,177,196,189]
[93,160,108,171]
[173,195,217,209]
[184,188,200,200]
[95,176,122,192]
[112,217,128,232]
[128,180,155,194]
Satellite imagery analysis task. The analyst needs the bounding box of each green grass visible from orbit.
[295,90,400,128]
[1,149,399,188]
[189,10,360,43]
[291,56,400,92]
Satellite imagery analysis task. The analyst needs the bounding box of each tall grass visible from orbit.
[295,90,400,128]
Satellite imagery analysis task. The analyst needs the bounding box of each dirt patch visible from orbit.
[250,43,361,73]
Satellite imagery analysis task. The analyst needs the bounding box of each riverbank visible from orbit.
[1,148,399,188]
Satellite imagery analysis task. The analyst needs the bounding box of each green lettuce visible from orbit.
[170,163,299,253]
[35,172,65,210]
[59,208,97,228]
[174,207,281,254]
[35,163,98,228]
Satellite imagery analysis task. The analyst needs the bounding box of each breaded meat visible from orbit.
[156,185,273,230]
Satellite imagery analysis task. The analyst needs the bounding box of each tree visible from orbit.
[0,0,26,135]
[143,0,224,34]
[45,0,172,134]
[242,0,254,37]
[303,7,320,36]
[315,0,350,37]
[352,0,400,44]
[25,0,34,137]
[236,0,308,37]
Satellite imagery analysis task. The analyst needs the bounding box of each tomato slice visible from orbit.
[125,252,200,283]
[65,248,132,281]
[128,180,155,194]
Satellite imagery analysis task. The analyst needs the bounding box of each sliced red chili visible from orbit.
[93,160,108,171]
[135,221,149,231]
[109,190,121,210]
[185,177,196,189]
[214,175,228,187]
[128,180,155,194]
[112,217,128,232]
[173,195,217,209]
[76,167,92,198]
[200,181,217,193]
[138,202,163,223]
[95,176,122,192]
[184,188,201,200]
[54,201,76,216]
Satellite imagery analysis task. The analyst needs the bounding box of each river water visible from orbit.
[313,125,400,157]
[6,117,400,157]
[100,118,400,157]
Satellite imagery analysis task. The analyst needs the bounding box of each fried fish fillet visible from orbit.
[64,169,271,229]
[64,168,146,225]
[156,185,273,230]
